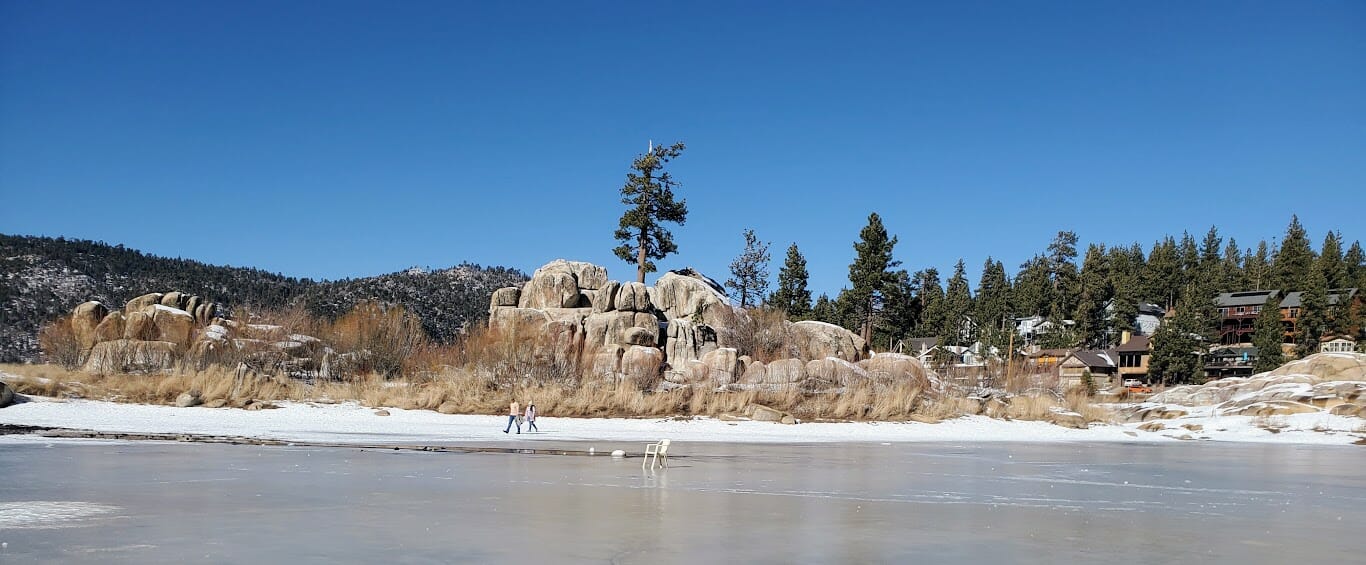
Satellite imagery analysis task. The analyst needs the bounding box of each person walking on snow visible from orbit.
[503,400,521,434]
[524,403,538,433]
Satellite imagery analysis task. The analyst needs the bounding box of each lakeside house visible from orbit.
[1058,349,1118,389]
[1320,334,1357,353]
[1216,288,1361,347]
[1115,332,1151,382]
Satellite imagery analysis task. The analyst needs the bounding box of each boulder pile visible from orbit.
[489,259,937,393]
[67,292,331,376]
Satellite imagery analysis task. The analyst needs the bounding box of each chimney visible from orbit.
[1120,330,1132,345]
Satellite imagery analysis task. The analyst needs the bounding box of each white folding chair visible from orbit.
[642,438,671,469]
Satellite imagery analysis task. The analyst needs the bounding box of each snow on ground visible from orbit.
[1,395,1361,447]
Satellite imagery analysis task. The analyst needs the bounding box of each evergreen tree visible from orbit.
[1345,240,1365,291]
[1177,231,1201,297]
[914,268,945,338]
[1143,237,1181,307]
[1013,255,1053,317]
[769,243,812,319]
[1036,315,1080,349]
[1149,304,1203,384]
[1244,240,1273,291]
[1221,238,1245,291]
[1046,231,1080,319]
[811,293,837,325]
[847,213,900,342]
[942,260,973,345]
[1199,226,1223,271]
[880,269,918,348]
[613,141,688,283]
[974,258,1013,353]
[1107,244,1142,335]
[725,229,771,309]
[1272,215,1315,291]
[1251,294,1285,373]
[1074,243,1113,347]
[1295,267,1329,358]
[1317,231,1347,289]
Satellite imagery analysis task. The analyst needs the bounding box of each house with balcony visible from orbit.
[1205,346,1258,379]
[1215,290,1279,346]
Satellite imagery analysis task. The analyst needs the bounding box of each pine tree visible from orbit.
[1177,231,1200,297]
[974,258,1013,352]
[1149,304,1203,384]
[1317,231,1347,289]
[1199,226,1223,271]
[1272,215,1315,291]
[1143,237,1181,307]
[811,293,837,325]
[1047,231,1080,319]
[1345,240,1365,291]
[725,229,771,309]
[613,141,688,283]
[880,269,918,348]
[942,260,973,345]
[1221,237,1245,291]
[1251,294,1285,372]
[915,268,945,338]
[847,213,900,342]
[1295,267,1329,358]
[1074,244,1113,347]
[1013,255,1053,317]
[769,243,812,319]
[1244,240,1273,291]
[1107,244,1141,335]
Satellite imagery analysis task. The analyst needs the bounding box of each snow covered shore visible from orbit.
[1,394,1361,446]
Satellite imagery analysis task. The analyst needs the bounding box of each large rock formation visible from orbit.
[488,260,890,393]
[1124,353,1366,422]
[63,291,229,373]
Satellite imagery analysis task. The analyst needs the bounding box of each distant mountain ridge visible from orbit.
[0,234,527,362]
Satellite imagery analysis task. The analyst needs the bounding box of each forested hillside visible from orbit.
[0,235,525,361]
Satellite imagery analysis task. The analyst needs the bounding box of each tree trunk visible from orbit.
[636,229,647,284]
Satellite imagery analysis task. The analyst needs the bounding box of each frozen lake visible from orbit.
[1,438,1362,563]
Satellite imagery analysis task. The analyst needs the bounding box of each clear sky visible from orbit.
[2,1,1362,296]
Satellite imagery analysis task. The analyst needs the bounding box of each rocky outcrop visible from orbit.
[701,348,740,386]
[860,353,937,389]
[72,301,110,351]
[790,321,868,362]
[583,311,658,351]
[0,380,14,408]
[621,345,663,387]
[652,271,730,325]
[806,357,867,388]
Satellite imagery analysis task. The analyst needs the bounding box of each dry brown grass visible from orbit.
[1,361,1117,425]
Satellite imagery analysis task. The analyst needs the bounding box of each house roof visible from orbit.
[1116,335,1150,352]
[903,337,938,352]
[1137,303,1166,316]
[1029,348,1074,358]
[1216,290,1280,307]
[1065,349,1117,368]
[1280,288,1358,308]
[1320,334,1357,343]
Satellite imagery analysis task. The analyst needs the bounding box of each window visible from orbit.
[1236,306,1245,314]
[1252,306,1260,314]
[1290,307,1300,318]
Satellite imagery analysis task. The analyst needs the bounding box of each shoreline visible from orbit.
[2,395,1362,447]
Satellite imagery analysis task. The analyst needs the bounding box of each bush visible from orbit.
[38,315,82,370]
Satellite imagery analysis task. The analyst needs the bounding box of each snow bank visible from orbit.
[1,395,1360,447]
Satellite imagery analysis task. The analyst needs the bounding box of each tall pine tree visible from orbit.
[725,229,771,309]
[1074,243,1113,347]
[1251,294,1285,373]
[942,260,973,345]
[1149,304,1204,384]
[974,258,1013,352]
[1295,267,1329,357]
[1013,255,1053,317]
[1345,240,1365,291]
[847,213,900,342]
[1047,231,1080,319]
[769,243,813,319]
[1272,215,1315,291]
[914,268,945,338]
[613,141,688,283]
[1245,241,1273,291]
[1317,231,1347,289]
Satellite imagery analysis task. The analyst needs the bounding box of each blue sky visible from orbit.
[2,1,1362,296]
